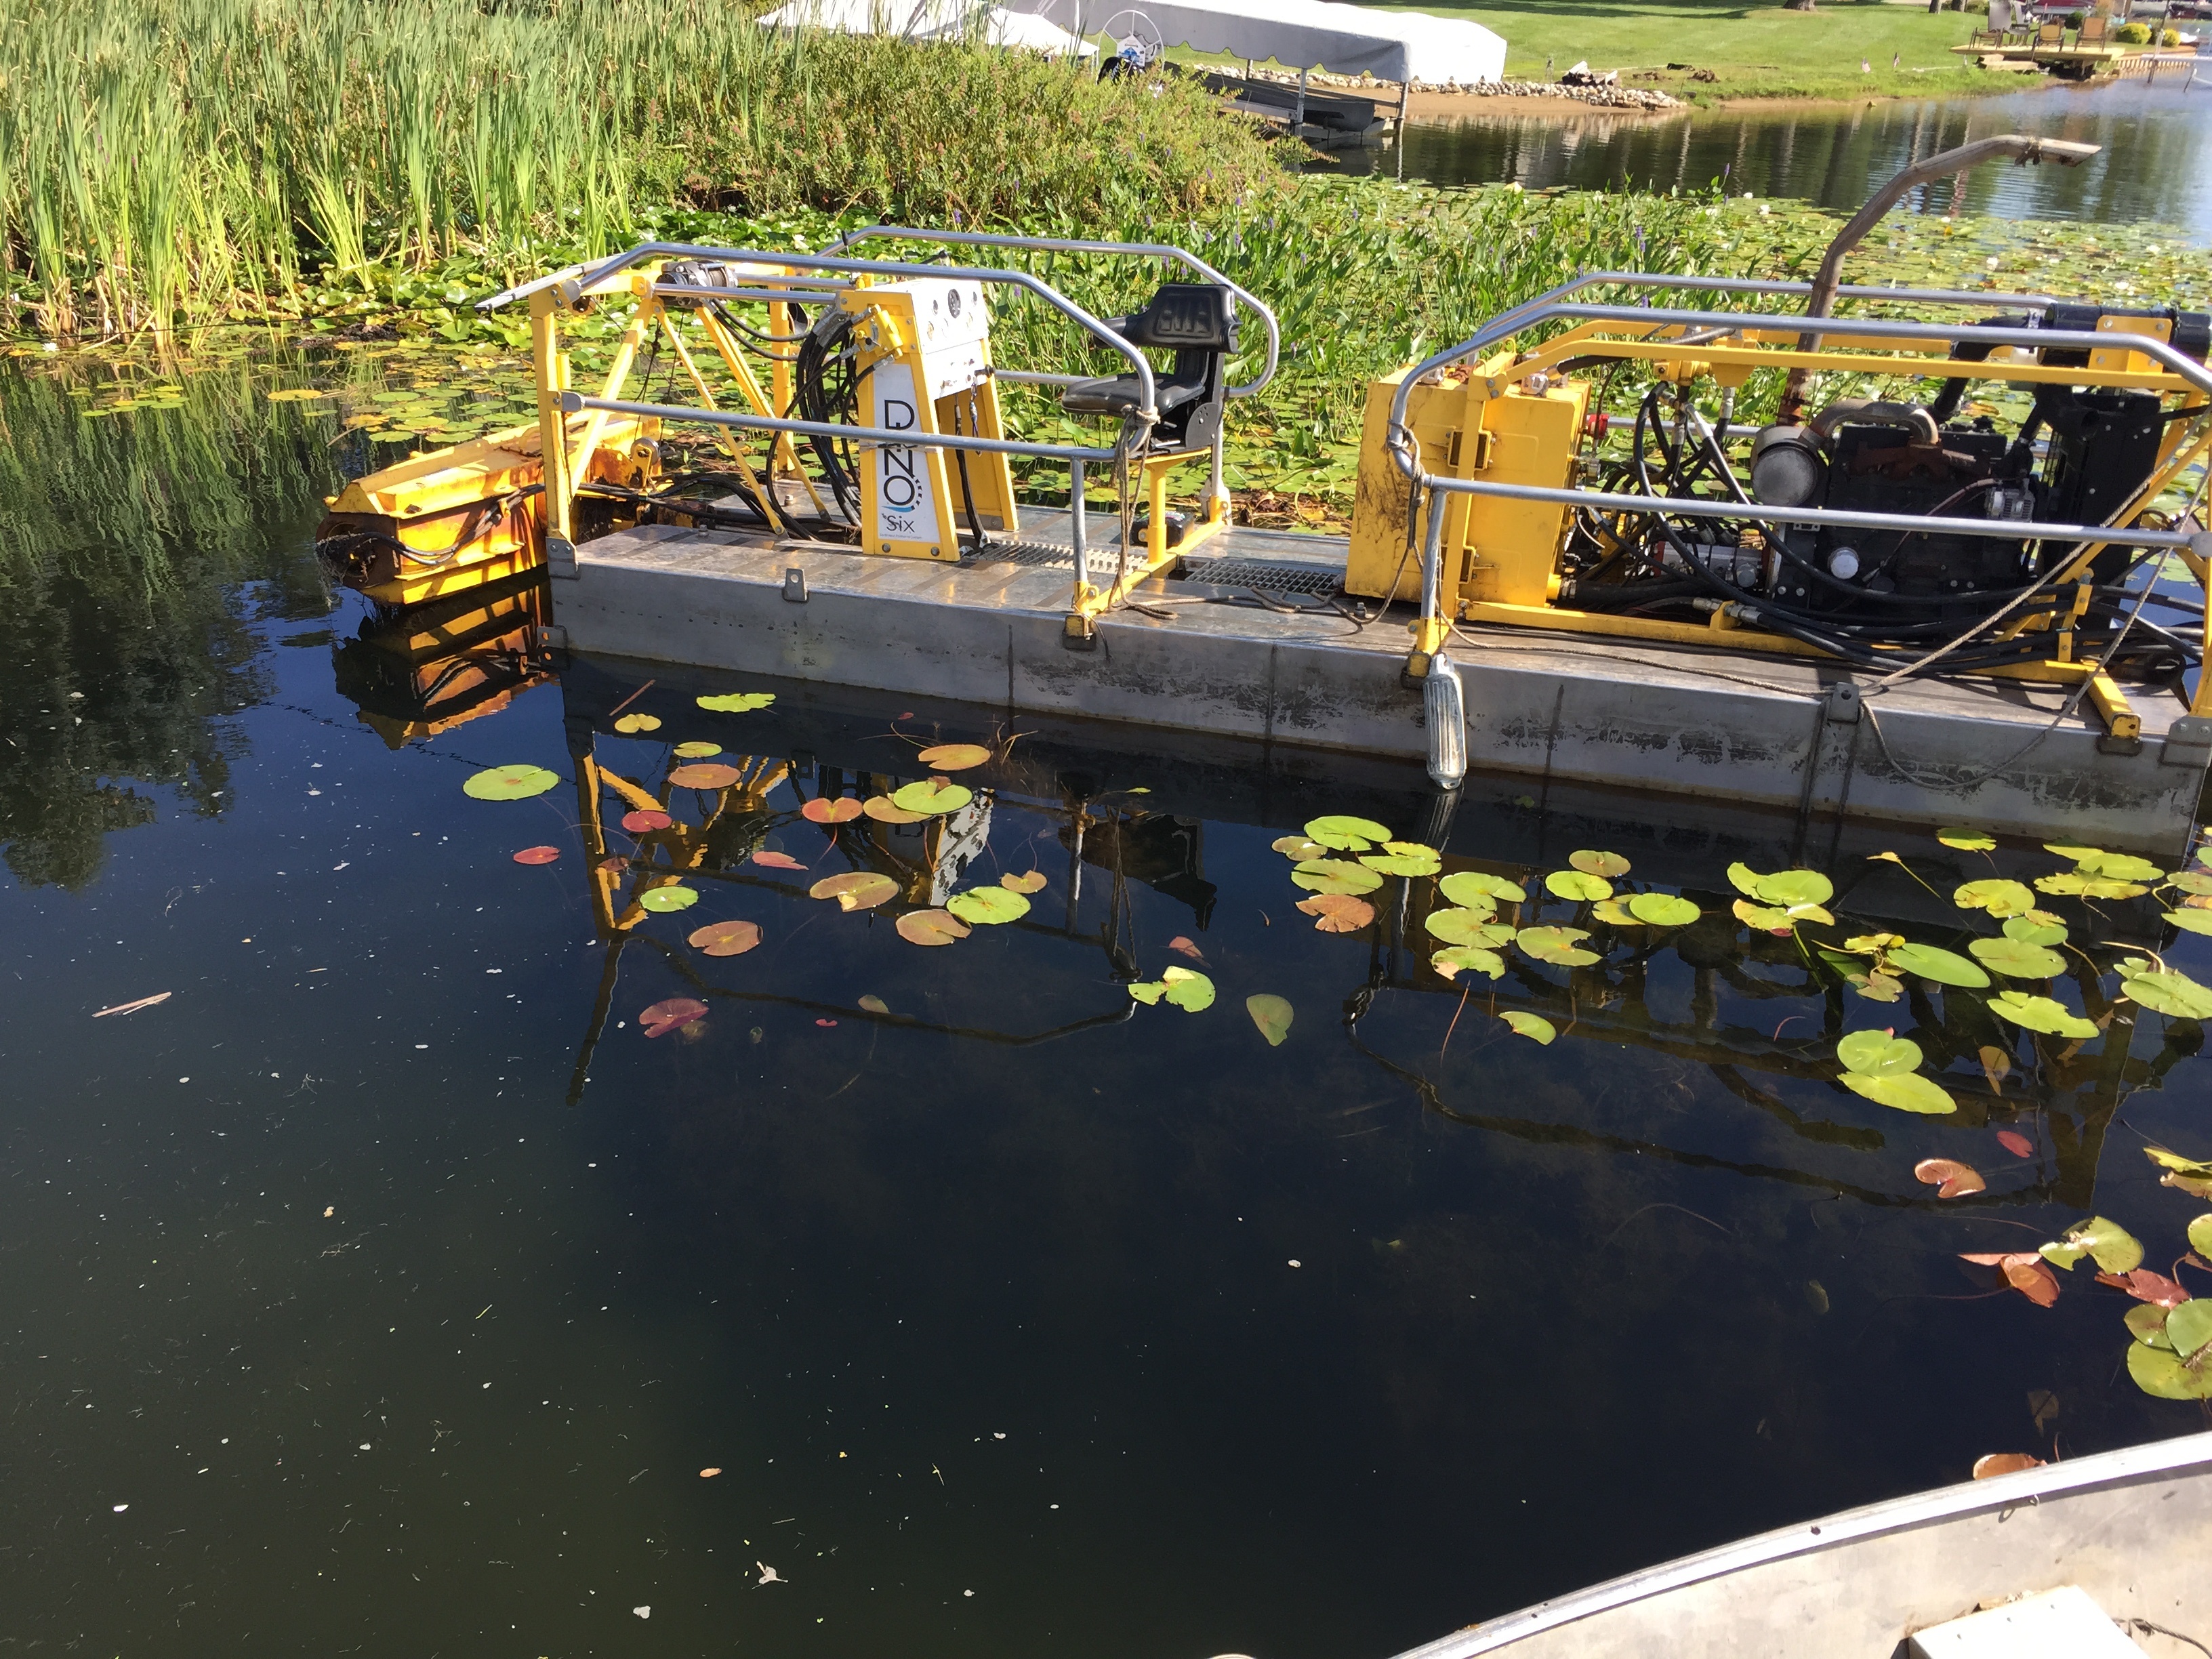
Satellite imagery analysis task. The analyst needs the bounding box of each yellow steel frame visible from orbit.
[1067,448,1230,629]
[1409,316,2212,726]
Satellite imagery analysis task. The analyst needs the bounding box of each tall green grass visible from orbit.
[0,0,1281,342]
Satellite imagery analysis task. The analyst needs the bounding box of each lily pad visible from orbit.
[751,851,806,870]
[637,885,699,913]
[1590,899,1638,928]
[1968,937,2066,979]
[895,908,970,946]
[1627,892,1700,926]
[1569,850,1631,878]
[810,872,899,912]
[1545,869,1613,902]
[863,796,930,825]
[947,886,1028,925]
[1298,894,1375,933]
[1938,827,1996,851]
[2126,1303,2173,1347]
[668,762,743,790]
[916,742,991,771]
[2123,967,2212,1019]
[1129,966,1215,1012]
[2079,851,2163,883]
[673,741,722,758]
[1517,926,1599,967]
[1913,1158,1985,1197]
[1732,898,1795,933]
[613,713,661,734]
[688,920,762,957]
[1726,862,1767,898]
[696,691,775,713]
[1359,842,1443,878]
[2126,1340,2212,1399]
[2163,1298,2212,1359]
[1954,879,2036,918]
[1292,859,1383,897]
[892,779,972,816]
[2003,915,2068,946]
[1843,969,1905,1003]
[2167,869,2212,897]
[2036,871,2149,900]
[2192,1214,2212,1260]
[464,763,560,801]
[1987,991,2098,1039]
[512,845,561,865]
[1886,942,1991,988]
[802,797,864,823]
[1303,815,1394,852]
[1271,836,1328,861]
[1246,994,1294,1046]
[1500,1010,1556,1044]
[2165,909,2212,937]
[621,808,672,833]
[1001,870,1048,895]
[1431,945,1506,981]
[1756,869,1835,907]
[1837,1030,1921,1076]
[640,998,708,1038]
[2040,1216,2144,1274]
[1439,870,1527,907]
[1841,1071,1955,1114]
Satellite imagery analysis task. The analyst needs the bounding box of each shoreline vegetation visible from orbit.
[1,0,2196,519]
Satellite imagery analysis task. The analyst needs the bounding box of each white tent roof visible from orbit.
[1006,0,1505,85]
[758,0,1095,53]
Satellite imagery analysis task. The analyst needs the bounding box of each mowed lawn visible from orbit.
[1361,0,1999,101]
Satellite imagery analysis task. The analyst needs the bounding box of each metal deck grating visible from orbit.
[1176,559,1345,598]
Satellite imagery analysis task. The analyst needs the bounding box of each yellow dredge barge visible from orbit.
[318,138,2212,853]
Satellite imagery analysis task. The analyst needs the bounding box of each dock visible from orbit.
[543,510,2212,855]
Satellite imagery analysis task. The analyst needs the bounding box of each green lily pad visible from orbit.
[1246,994,1294,1046]
[2127,1340,2212,1399]
[1843,969,1905,1003]
[945,886,1028,925]
[2167,870,2212,897]
[696,691,776,713]
[2165,1298,2212,1359]
[1591,899,1638,928]
[1968,937,2067,979]
[1732,898,1795,933]
[1569,850,1631,878]
[2126,1303,2173,1349]
[464,763,561,800]
[1954,879,2036,918]
[1431,945,1506,981]
[1128,965,1214,1011]
[1500,1010,1556,1044]
[1359,841,1442,878]
[1303,815,1393,852]
[1439,870,1526,907]
[1886,942,1991,988]
[1271,836,1328,861]
[1294,859,1385,897]
[2040,1216,2143,1274]
[1837,1030,1921,1076]
[1426,907,1509,946]
[2190,1214,2212,1260]
[1726,862,1767,899]
[2124,967,2212,1019]
[2003,915,2068,947]
[1938,827,1996,851]
[1756,869,1834,907]
[2045,843,2104,862]
[2080,851,2163,883]
[1627,892,1700,927]
[2036,871,2149,900]
[1988,991,2098,1039]
[892,779,972,816]
[637,885,699,913]
[1517,926,1599,967]
[2166,909,2212,937]
[1545,869,1614,902]
[1841,1071,1955,1114]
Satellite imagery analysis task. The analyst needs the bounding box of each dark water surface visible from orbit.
[3,362,2209,1656]
[1345,73,2212,236]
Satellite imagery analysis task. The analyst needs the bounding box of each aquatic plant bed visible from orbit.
[550,513,2209,852]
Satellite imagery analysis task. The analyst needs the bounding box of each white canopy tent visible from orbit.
[1002,0,1506,86]
[757,0,1098,56]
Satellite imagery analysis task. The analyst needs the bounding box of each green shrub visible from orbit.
[2114,21,2151,43]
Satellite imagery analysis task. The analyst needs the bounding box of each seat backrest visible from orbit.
[2036,20,2062,41]
[1117,283,1238,354]
[2078,14,2106,39]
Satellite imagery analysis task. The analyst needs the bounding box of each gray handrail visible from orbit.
[823,224,1283,398]
[478,239,1158,418]
[557,392,1120,464]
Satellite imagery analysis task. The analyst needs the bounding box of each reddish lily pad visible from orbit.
[1959,1252,2062,1307]
[1001,870,1048,894]
[688,920,762,957]
[802,797,864,824]
[668,762,743,790]
[863,796,930,825]
[752,850,806,870]
[621,809,672,834]
[640,998,708,1038]
[916,743,992,771]
[512,845,561,865]
[810,872,899,912]
[1296,893,1374,933]
[1912,1158,1985,1198]
[895,909,970,946]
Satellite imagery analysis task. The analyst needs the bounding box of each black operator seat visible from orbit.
[1060,283,1240,452]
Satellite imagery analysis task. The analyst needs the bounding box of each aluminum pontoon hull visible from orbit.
[543,512,2211,855]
